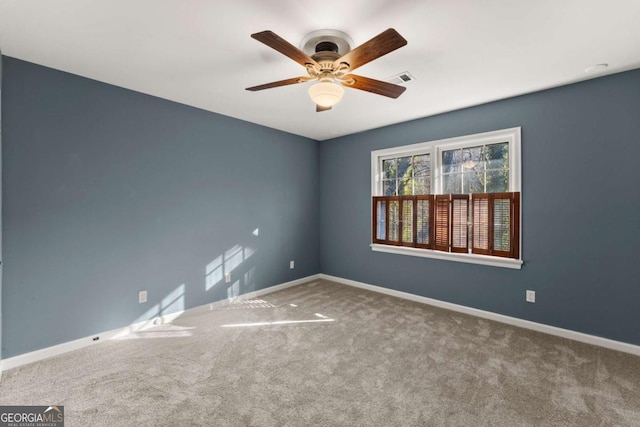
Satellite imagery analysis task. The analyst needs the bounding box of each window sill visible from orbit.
[370,244,523,269]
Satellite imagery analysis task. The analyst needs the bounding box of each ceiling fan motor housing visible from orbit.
[300,29,354,56]
[315,41,339,54]
[301,30,354,75]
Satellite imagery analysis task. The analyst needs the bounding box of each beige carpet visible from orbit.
[1,280,639,426]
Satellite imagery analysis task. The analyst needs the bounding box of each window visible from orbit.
[371,127,522,269]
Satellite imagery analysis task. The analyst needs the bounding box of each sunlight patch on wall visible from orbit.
[205,229,258,291]
[227,280,240,301]
[224,245,244,273]
[162,283,185,314]
[244,266,256,290]
[205,255,223,291]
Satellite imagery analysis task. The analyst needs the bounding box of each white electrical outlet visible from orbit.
[139,290,148,304]
[224,272,231,283]
[290,260,295,269]
[526,290,536,303]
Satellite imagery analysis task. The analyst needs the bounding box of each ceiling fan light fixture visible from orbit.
[308,81,344,107]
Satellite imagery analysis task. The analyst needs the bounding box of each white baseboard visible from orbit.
[319,274,640,357]
[0,274,321,373]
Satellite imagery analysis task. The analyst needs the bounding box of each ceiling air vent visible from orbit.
[387,71,415,85]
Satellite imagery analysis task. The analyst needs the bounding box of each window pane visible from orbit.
[414,176,431,195]
[486,170,508,192]
[486,142,509,170]
[397,157,412,194]
[463,171,484,194]
[397,178,411,195]
[485,142,509,193]
[462,146,483,170]
[384,180,397,196]
[383,159,396,180]
[443,174,461,193]
[417,199,430,244]
[493,199,511,251]
[402,201,413,243]
[389,200,400,242]
[442,149,461,173]
[397,156,411,178]
[413,154,430,177]
[376,200,386,240]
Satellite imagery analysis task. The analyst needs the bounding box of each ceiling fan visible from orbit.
[246,28,408,112]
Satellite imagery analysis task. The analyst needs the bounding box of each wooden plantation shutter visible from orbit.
[416,195,434,249]
[372,197,387,244]
[387,197,401,245]
[471,192,520,259]
[471,194,491,255]
[434,195,450,251]
[450,195,469,253]
[491,192,520,259]
[511,192,520,259]
[400,196,415,247]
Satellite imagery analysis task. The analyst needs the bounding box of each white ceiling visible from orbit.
[1,0,639,141]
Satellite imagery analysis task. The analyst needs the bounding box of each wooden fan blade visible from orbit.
[342,74,406,98]
[252,31,319,68]
[334,28,407,72]
[246,77,308,91]
[316,104,332,112]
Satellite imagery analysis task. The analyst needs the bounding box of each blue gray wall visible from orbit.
[1,57,320,358]
[320,69,640,346]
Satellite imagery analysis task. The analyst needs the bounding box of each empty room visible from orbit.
[1,1,639,425]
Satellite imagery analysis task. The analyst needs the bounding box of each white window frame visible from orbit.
[370,127,523,269]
